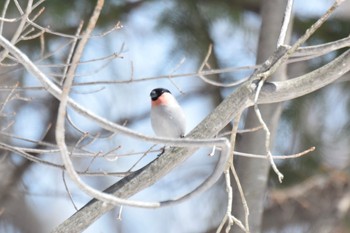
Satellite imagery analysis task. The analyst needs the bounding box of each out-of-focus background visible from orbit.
[0,0,349,232]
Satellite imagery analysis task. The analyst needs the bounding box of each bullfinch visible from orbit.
[150,88,186,138]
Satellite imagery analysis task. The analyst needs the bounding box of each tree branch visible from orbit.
[277,0,293,47]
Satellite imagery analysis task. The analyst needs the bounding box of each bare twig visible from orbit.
[0,16,21,23]
[0,131,57,148]
[116,206,123,220]
[254,88,284,182]
[13,0,24,14]
[219,125,263,137]
[61,21,84,85]
[100,145,122,161]
[74,63,256,86]
[18,6,46,42]
[0,0,10,35]
[235,146,315,159]
[127,145,156,171]
[230,163,249,232]
[32,0,46,11]
[62,171,79,211]
[26,17,122,40]
[277,0,294,47]
[217,114,249,232]
[0,82,18,113]
[231,115,250,232]
[0,0,33,62]
[216,173,246,233]
[39,33,45,57]
[0,121,14,131]
[167,57,186,93]
[0,142,130,177]
[293,35,350,57]
[198,44,249,87]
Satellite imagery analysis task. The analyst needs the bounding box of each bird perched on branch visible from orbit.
[150,88,186,138]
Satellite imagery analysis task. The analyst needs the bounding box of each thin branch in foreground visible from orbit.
[0,140,131,177]
[83,151,101,173]
[34,51,123,70]
[0,0,33,62]
[231,115,249,232]
[116,206,123,221]
[0,16,21,23]
[0,121,14,132]
[100,145,122,161]
[61,21,84,85]
[217,114,249,232]
[0,0,10,35]
[26,14,122,40]
[198,44,249,87]
[219,126,264,137]
[13,0,24,14]
[62,171,79,211]
[20,28,44,40]
[277,0,294,47]
[234,146,315,159]
[293,35,350,58]
[254,80,284,182]
[46,58,118,80]
[127,145,157,172]
[0,82,18,113]
[18,6,46,42]
[231,163,250,233]
[216,171,246,233]
[0,131,57,148]
[167,56,186,93]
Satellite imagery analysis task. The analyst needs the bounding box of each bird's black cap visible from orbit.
[150,88,171,101]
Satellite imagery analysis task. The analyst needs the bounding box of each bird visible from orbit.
[150,88,186,138]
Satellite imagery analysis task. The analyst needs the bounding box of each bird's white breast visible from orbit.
[151,103,186,138]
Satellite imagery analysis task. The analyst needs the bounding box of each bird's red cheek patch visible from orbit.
[152,94,169,106]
